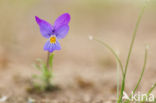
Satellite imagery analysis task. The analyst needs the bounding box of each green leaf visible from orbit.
[32,63,41,71]
[32,74,43,80]
[32,55,54,91]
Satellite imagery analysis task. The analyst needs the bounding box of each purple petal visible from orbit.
[54,13,71,30]
[55,25,69,39]
[44,39,61,53]
[35,16,53,38]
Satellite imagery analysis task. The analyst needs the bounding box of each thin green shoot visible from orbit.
[147,83,156,96]
[140,83,156,103]
[146,83,156,102]
[118,4,146,103]
[93,38,124,76]
[125,46,148,103]
[116,57,120,101]
[90,36,124,102]
[133,46,148,94]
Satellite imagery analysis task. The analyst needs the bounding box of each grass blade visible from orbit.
[116,58,120,101]
[126,46,148,103]
[93,38,124,76]
[140,83,156,103]
[133,46,148,94]
[118,4,146,103]
[147,83,156,97]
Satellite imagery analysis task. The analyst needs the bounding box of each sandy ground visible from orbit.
[0,0,156,103]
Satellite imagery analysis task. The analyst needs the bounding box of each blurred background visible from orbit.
[0,0,156,102]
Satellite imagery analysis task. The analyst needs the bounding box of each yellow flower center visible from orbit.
[50,36,56,43]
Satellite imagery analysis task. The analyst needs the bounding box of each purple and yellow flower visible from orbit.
[35,13,71,53]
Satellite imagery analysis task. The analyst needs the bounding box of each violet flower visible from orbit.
[35,13,71,53]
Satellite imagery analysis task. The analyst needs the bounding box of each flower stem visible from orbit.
[46,52,50,70]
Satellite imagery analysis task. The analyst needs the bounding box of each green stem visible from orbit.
[118,5,146,103]
[45,52,54,89]
[46,52,50,70]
